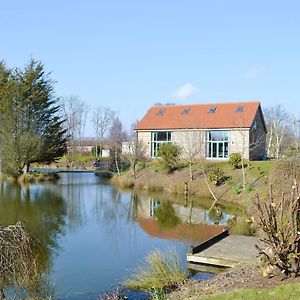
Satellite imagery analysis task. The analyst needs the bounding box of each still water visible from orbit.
[0,172,235,299]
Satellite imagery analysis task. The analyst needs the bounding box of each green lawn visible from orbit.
[198,283,300,300]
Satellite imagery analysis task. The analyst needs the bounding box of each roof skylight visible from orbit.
[208,107,217,113]
[181,108,190,115]
[156,108,165,116]
[236,106,244,112]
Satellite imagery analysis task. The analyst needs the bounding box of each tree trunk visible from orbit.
[189,162,193,181]
[26,163,30,173]
[267,125,273,157]
[201,162,219,212]
[115,150,120,175]
[184,181,189,200]
[133,162,136,179]
[0,289,6,300]
[99,140,103,158]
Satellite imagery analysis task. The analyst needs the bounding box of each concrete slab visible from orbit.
[187,235,261,268]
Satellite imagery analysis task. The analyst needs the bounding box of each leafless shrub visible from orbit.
[255,180,300,277]
[0,222,41,299]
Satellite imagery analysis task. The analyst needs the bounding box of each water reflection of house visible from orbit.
[139,197,223,224]
[138,219,225,243]
[136,196,226,243]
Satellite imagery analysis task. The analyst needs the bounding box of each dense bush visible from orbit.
[157,143,181,173]
[229,152,242,169]
[208,168,228,186]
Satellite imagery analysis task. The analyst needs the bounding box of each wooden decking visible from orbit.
[187,230,261,268]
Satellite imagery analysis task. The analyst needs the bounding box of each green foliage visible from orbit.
[155,201,181,229]
[150,288,167,300]
[137,161,153,169]
[157,143,181,172]
[245,182,254,192]
[229,152,242,169]
[208,168,228,186]
[0,59,67,177]
[124,249,187,291]
[234,184,243,194]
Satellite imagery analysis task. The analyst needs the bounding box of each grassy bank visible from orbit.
[32,154,97,170]
[168,264,300,300]
[111,160,275,207]
[18,172,60,183]
[0,171,60,183]
[199,284,300,300]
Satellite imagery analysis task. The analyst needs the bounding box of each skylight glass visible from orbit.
[208,107,217,113]
[236,106,244,112]
[181,108,190,115]
[156,108,165,116]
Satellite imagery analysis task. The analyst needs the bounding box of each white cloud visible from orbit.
[245,65,267,79]
[171,83,199,100]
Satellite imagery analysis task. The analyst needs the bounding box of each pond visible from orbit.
[0,172,237,299]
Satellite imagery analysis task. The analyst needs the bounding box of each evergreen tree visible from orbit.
[0,59,67,177]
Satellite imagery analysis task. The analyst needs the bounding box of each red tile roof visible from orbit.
[136,101,262,130]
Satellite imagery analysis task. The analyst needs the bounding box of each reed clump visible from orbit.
[124,250,187,291]
[0,222,42,299]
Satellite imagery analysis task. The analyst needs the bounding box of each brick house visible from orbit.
[135,101,266,160]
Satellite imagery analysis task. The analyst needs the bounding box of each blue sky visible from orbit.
[1,1,299,136]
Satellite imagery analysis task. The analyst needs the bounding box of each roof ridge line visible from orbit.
[152,101,260,107]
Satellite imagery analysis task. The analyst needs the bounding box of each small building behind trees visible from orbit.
[135,101,267,160]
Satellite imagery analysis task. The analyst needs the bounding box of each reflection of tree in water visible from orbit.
[57,172,89,232]
[207,206,223,225]
[0,181,67,293]
[154,200,181,229]
[94,187,135,250]
[127,192,140,222]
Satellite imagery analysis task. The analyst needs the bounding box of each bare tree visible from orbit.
[92,106,115,158]
[231,110,266,188]
[61,95,89,157]
[76,100,89,154]
[109,117,126,175]
[265,105,289,159]
[61,96,80,164]
[122,133,146,179]
[289,116,300,156]
[176,129,205,181]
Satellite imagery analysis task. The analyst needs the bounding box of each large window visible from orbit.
[206,131,229,159]
[151,131,172,157]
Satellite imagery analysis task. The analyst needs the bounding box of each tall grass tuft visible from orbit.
[124,249,187,291]
[0,222,43,299]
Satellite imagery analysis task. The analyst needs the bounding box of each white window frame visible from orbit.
[206,130,230,159]
[151,131,172,158]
